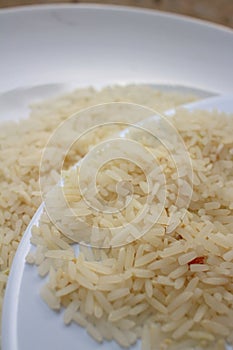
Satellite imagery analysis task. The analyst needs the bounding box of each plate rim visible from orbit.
[1,3,233,95]
[0,3,233,35]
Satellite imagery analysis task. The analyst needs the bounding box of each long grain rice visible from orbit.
[1,84,233,350]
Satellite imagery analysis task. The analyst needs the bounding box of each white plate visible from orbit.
[2,94,233,350]
[1,4,233,350]
[0,4,233,95]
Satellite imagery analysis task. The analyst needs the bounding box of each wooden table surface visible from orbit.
[0,0,233,29]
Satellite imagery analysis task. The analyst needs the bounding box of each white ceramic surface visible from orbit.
[0,4,233,95]
[2,94,233,350]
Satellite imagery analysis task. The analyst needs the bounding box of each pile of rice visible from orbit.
[0,85,196,339]
[1,84,233,350]
[27,105,233,350]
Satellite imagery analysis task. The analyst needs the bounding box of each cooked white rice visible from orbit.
[1,84,233,349]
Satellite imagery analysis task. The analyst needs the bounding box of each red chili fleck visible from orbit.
[188,256,205,265]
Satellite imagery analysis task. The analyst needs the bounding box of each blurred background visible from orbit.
[0,0,233,28]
